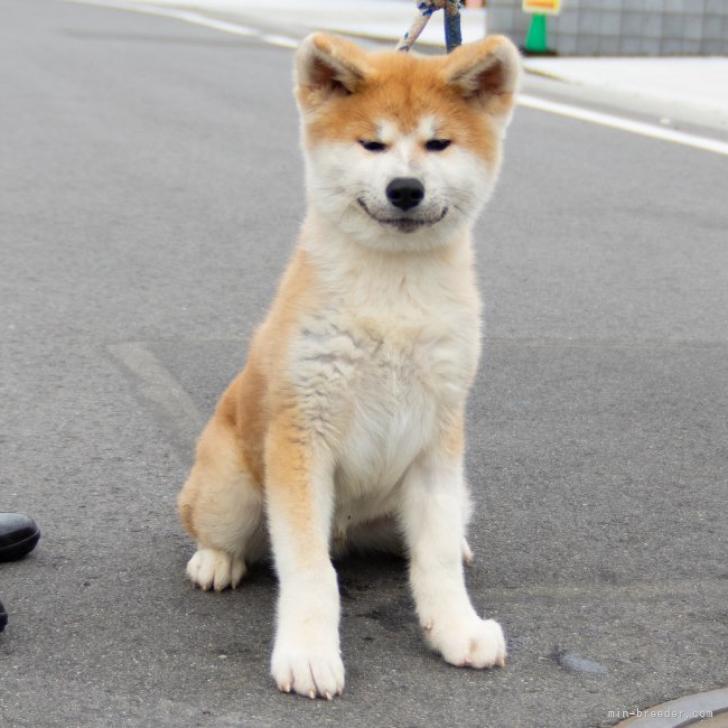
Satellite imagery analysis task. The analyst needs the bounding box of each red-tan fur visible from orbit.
[178,32,520,699]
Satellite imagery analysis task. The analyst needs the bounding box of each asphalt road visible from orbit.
[1,1,727,726]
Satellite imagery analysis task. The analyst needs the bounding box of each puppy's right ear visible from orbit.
[295,33,370,111]
[442,35,521,127]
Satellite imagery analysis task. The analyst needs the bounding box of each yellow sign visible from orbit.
[522,0,561,14]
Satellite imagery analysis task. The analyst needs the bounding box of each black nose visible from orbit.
[386,177,425,211]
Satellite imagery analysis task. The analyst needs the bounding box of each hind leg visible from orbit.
[344,516,474,565]
[178,418,264,591]
[341,516,403,558]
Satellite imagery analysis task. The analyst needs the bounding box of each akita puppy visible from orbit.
[178,32,520,699]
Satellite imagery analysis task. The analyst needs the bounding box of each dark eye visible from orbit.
[425,139,451,152]
[359,140,387,152]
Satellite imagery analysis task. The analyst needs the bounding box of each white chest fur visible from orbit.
[289,230,481,529]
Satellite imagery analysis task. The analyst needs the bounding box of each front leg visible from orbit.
[265,413,344,699]
[400,423,506,669]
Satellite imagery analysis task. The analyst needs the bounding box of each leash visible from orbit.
[397,0,464,54]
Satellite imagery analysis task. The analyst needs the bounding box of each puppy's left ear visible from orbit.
[442,35,521,126]
[295,33,370,112]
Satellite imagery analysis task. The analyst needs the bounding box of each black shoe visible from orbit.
[0,513,40,562]
[0,598,6,632]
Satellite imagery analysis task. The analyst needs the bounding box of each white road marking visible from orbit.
[67,0,285,42]
[108,342,205,441]
[171,11,258,38]
[68,0,728,157]
[519,93,728,157]
[259,33,300,49]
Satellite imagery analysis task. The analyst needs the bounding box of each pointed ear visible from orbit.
[442,35,521,124]
[295,33,370,111]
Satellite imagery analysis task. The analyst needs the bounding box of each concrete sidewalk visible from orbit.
[524,56,728,131]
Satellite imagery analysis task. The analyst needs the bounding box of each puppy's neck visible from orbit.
[297,210,477,312]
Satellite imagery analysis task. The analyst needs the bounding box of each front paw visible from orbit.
[424,615,506,669]
[271,634,345,699]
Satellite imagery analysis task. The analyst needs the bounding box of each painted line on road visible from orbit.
[170,12,258,38]
[519,93,728,157]
[68,0,728,157]
[612,687,728,727]
[67,0,270,41]
[258,33,300,49]
[108,342,205,449]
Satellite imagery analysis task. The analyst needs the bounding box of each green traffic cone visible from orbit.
[523,13,555,55]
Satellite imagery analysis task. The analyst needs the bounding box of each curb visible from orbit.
[614,688,728,727]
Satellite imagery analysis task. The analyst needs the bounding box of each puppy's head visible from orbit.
[294,33,520,252]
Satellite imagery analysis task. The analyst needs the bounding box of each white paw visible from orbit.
[186,548,245,591]
[424,615,506,669]
[271,636,345,699]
